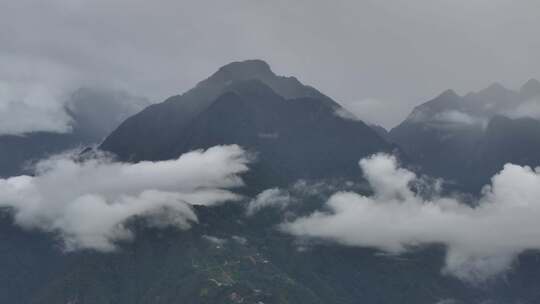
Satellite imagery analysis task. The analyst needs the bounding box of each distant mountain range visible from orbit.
[389,79,540,192]
[0,87,148,177]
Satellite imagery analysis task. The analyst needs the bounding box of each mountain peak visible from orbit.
[437,89,460,99]
[221,59,271,70]
[520,78,540,99]
[192,59,335,105]
[522,78,540,87]
[478,82,512,96]
[470,82,519,105]
[485,82,506,92]
[210,59,274,83]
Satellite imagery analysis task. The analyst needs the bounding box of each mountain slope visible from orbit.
[389,80,540,192]
[101,60,340,162]
[101,60,395,188]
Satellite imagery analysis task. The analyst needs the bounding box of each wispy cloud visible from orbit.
[246,188,292,216]
[432,110,486,127]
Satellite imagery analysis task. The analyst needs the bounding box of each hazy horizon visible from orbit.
[2,0,539,131]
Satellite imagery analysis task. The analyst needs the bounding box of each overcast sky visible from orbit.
[2,0,539,129]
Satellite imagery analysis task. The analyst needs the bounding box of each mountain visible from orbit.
[101,60,338,161]
[389,80,540,192]
[519,78,540,100]
[100,60,395,189]
[368,123,389,140]
[0,88,148,177]
[3,62,540,303]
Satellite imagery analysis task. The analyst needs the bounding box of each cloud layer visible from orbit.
[282,153,540,283]
[0,145,249,251]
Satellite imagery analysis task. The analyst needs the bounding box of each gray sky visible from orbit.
[1,0,539,131]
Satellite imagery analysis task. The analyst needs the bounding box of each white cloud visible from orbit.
[246,188,292,216]
[432,110,484,126]
[202,235,228,247]
[334,107,359,121]
[281,153,540,283]
[0,145,249,251]
[409,109,487,129]
[0,91,73,136]
[231,235,248,245]
[0,54,148,136]
[0,54,77,135]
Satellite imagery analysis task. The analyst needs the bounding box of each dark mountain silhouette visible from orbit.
[101,60,340,162]
[101,60,395,189]
[389,80,540,192]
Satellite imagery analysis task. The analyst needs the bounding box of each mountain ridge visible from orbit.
[100,60,395,190]
[389,80,540,191]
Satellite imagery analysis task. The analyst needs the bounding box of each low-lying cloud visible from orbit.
[0,76,74,136]
[505,98,540,120]
[0,145,249,251]
[409,108,487,130]
[246,188,292,216]
[281,153,540,283]
[432,110,486,127]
